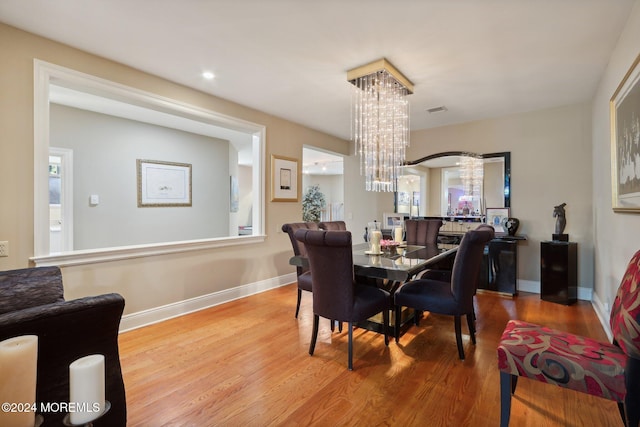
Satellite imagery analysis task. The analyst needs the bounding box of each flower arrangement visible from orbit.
[380,239,400,248]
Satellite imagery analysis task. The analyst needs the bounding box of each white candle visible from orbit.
[0,335,38,427]
[69,354,105,425]
[371,230,382,253]
[394,227,403,243]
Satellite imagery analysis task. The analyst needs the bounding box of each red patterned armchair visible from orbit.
[497,250,640,426]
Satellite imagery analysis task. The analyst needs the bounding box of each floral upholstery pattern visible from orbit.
[610,249,640,360]
[497,319,627,401]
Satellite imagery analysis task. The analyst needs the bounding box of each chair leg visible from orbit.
[617,402,626,427]
[309,314,319,355]
[624,355,640,426]
[454,315,465,360]
[394,305,402,343]
[295,288,302,318]
[348,321,354,371]
[466,313,476,345]
[499,371,513,427]
[383,309,389,346]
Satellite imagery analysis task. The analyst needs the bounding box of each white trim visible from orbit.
[517,279,540,294]
[518,279,593,301]
[31,234,266,267]
[119,272,296,332]
[592,291,613,342]
[33,59,266,262]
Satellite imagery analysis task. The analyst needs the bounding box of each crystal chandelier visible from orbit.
[348,59,413,192]
[459,155,484,213]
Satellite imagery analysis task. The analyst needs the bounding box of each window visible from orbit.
[33,60,265,266]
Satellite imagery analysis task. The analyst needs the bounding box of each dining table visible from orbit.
[289,241,459,338]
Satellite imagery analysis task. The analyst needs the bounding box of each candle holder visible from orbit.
[62,400,110,427]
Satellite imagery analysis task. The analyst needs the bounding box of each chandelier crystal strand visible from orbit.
[460,155,484,214]
[349,60,412,192]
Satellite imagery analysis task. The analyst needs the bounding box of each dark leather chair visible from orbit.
[318,221,346,231]
[282,222,319,318]
[404,219,443,245]
[394,227,495,360]
[0,266,126,426]
[294,229,390,370]
[497,249,640,427]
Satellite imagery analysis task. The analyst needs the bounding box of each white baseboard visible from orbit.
[591,292,613,341]
[119,272,297,332]
[517,279,592,301]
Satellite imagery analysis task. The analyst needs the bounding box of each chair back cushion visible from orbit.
[450,228,494,308]
[405,219,443,246]
[0,267,65,315]
[318,221,347,231]
[610,249,640,359]
[282,222,319,257]
[294,229,354,320]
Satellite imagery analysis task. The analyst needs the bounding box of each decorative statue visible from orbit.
[553,203,567,234]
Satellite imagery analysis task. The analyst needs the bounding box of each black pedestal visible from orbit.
[540,241,577,305]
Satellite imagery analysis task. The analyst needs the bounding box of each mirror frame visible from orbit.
[398,151,511,214]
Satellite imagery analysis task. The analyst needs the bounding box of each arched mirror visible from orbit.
[398,151,510,218]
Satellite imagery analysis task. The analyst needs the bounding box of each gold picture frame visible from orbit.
[137,159,192,207]
[271,155,300,202]
[611,52,640,212]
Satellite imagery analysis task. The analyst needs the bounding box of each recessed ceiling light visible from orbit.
[202,71,215,80]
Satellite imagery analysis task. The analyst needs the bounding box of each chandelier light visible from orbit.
[348,59,413,192]
[460,155,484,213]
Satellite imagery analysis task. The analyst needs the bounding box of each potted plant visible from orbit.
[302,185,326,222]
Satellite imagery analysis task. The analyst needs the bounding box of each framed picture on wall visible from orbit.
[485,207,510,232]
[271,155,299,202]
[137,159,192,207]
[611,52,640,212]
[383,213,407,229]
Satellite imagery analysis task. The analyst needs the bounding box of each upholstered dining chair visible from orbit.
[318,220,347,231]
[294,229,390,370]
[404,219,443,246]
[497,250,640,427]
[394,227,495,360]
[282,222,319,318]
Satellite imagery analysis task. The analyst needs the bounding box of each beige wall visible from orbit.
[592,1,640,319]
[0,23,349,315]
[407,102,593,288]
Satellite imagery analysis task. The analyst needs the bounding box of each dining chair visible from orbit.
[281,222,319,318]
[404,219,443,245]
[393,227,495,359]
[294,229,390,370]
[497,249,640,427]
[318,220,347,231]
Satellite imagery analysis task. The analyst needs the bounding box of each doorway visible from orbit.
[302,147,344,221]
[49,147,73,253]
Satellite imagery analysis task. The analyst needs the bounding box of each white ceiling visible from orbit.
[0,0,635,141]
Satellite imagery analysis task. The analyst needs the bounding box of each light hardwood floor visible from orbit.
[118,284,623,426]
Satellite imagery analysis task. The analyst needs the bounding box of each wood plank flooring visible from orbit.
[118,284,623,426]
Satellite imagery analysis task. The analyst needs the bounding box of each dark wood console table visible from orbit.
[439,232,526,296]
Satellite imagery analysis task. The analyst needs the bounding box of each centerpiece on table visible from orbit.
[380,239,400,255]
